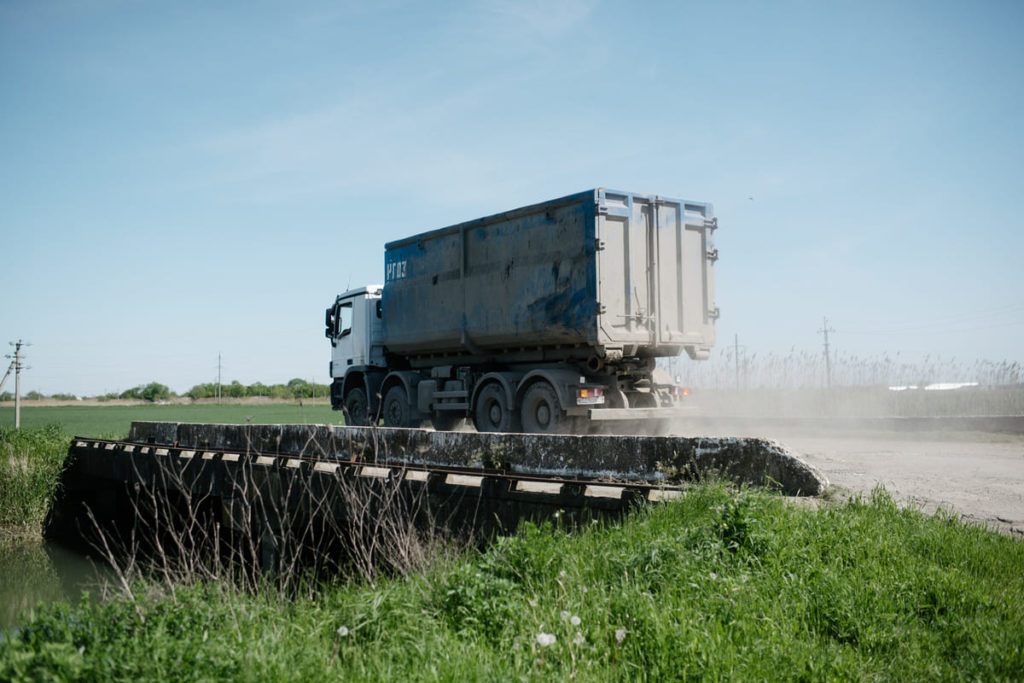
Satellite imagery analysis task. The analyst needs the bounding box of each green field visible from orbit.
[0,403,341,438]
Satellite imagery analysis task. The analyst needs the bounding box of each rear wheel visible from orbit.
[344,388,369,426]
[520,382,565,434]
[474,384,519,433]
[382,385,415,428]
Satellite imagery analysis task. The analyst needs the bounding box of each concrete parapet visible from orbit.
[127,422,828,497]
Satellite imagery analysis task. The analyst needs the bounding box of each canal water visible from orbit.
[0,540,112,630]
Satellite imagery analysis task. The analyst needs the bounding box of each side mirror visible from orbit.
[325,307,335,339]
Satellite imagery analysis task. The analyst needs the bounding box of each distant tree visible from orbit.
[185,383,217,400]
[119,386,143,400]
[25,390,45,400]
[50,393,76,401]
[287,378,312,399]
[225,380,245,399]
[269,384,292,399]
[0,392,12,402]
[140,382,171,402]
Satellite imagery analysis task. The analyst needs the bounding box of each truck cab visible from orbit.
[325,286,386,419]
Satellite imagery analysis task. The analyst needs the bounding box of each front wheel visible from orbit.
[520,382,565,434]
[344,388,369,426]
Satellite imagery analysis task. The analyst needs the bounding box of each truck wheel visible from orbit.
[431,413,465,432]
[474,384,519,433]
[520,382,564,434]
[344,388,369,426]
[382,385,414,428]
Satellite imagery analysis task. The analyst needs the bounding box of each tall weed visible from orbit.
[0,425,69,535]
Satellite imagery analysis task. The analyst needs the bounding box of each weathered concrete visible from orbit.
[127,422,828,496]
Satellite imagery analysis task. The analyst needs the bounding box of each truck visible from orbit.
[325,188,718,433]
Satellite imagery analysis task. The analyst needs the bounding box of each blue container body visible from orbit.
[382,189,717,366]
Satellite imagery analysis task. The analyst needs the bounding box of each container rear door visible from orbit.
[597,191,717,355]
[653,199,717,353]
[596,191,656,346]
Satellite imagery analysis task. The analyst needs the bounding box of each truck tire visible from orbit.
[474,383,519,433]
[344,388,370,426]
[382,385,415,428]
[520,382,564,434]
[430,413,465,432]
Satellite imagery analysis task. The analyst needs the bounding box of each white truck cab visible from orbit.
[325,286,385,376]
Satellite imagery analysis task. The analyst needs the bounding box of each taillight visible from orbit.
[576,387,605,405]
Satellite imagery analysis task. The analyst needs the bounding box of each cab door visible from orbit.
[330,298,357,374]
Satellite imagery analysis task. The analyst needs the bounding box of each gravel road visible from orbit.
[770,431,1024,536]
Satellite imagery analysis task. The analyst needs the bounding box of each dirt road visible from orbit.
[767,431,1024,536]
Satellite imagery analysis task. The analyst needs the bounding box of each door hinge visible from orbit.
[595,239,606,252]
[706,248,719,262]
[704,217,718,231]
[708,307,721,321]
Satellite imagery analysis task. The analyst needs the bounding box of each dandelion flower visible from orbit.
[573,632,585,646]
[336,626,349,637]
[615,627,627,644]
[570,615,581,626]
[536,632,557,647]
[560,610,570,621]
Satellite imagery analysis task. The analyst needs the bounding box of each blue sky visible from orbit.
[2,0,1022,396]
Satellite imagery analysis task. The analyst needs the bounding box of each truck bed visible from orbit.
[382,189,717,365]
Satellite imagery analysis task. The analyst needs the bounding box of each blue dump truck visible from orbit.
[325,188,719,433]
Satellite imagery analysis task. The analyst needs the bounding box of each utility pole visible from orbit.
[819,317,835,388]
[5,340,28,429]
[217,353,222,404]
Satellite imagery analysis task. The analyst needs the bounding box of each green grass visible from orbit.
[2,486,1022,681]
[0,403,341,438]
[0,426,70,538]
